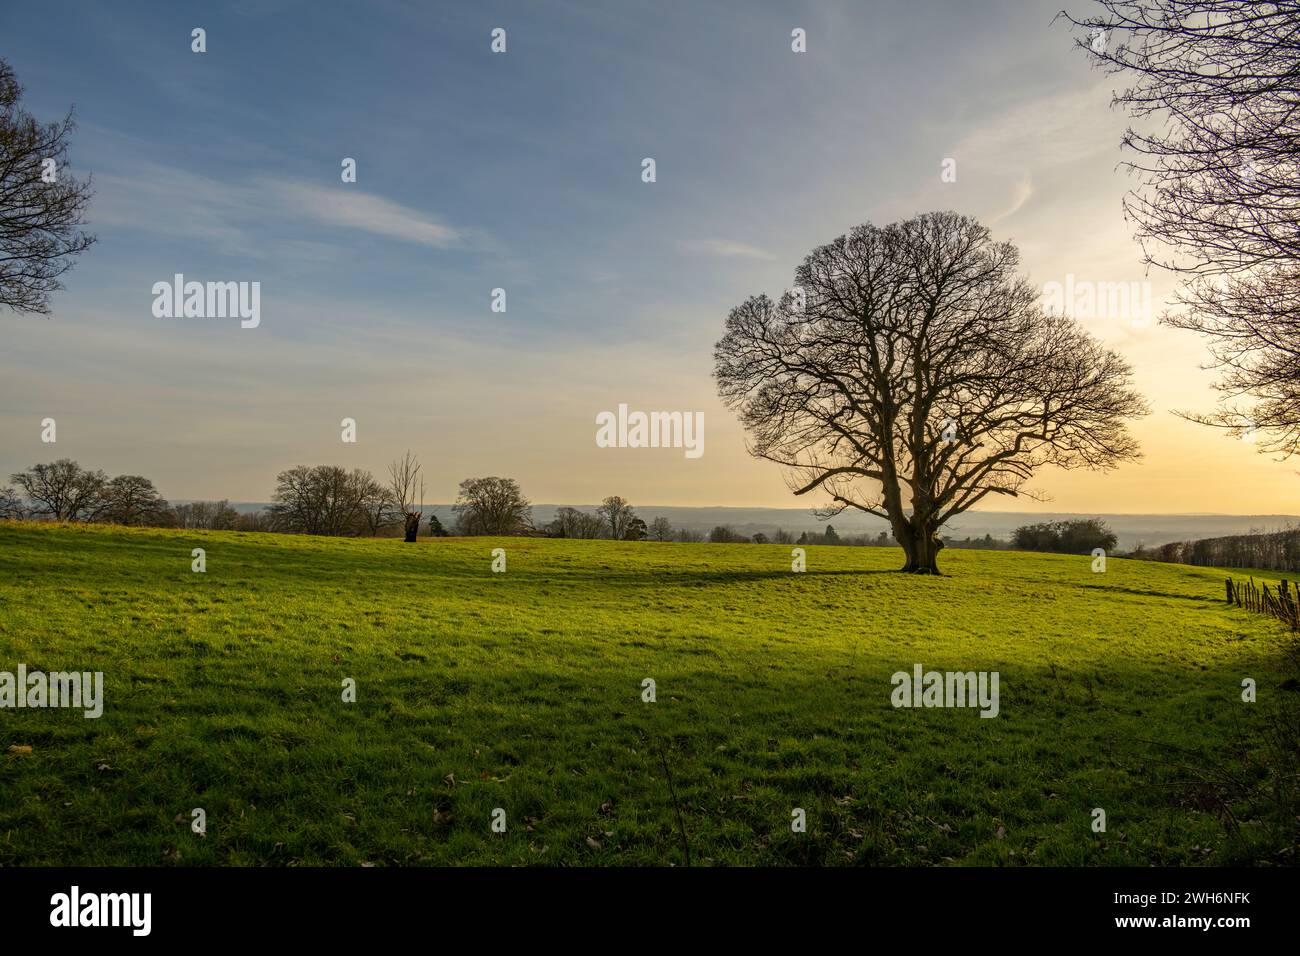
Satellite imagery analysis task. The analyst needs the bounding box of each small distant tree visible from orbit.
[1058,518,1118,554]
[10,459,106,521]
[623,516,648,541]
[598,495,636,540]
[752,532,769,545]
[1013,522,1059,552]
[100,475,170,526]
[453,477,532,535]
[358,484,399,536]
[387,451,425,543]
[548,506,604,539]
[649,516,674,541]
[268,465,380,536]
[823,524,840,544]
[549,506,580,538]
[173,500,241,530]
[235,510,272,533]
[268,466,320,534]
[427,513,449,537]
[772,528,794,545]
[710,525,748,543]
[797,531,810,545]
[0,485,24,519]
[1013,518,1117,554]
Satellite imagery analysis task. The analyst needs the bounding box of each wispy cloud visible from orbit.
[988,174,1035,226]
[90,161,463,254]
[271,181,462,248]
[679,238,774,260]
[946,82,1120,170]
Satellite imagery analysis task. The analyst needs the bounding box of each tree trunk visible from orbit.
[899,526,944,574]
[403,512,420,543]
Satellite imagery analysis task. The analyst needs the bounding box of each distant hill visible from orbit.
[199,502,1298,551]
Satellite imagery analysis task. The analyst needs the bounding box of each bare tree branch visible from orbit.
[0,58,95,314]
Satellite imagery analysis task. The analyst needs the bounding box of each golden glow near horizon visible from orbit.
[0,11,1294,517]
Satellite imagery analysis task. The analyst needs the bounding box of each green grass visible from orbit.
[0,520,1294,866]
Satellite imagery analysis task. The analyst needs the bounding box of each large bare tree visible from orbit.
[0,57,95,314]
[1063,1,1300,454]
[714,212,1148,574]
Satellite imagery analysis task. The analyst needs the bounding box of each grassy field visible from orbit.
[0,520,1294,866]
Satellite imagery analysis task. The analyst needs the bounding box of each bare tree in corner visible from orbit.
[1063,2,1300,456]
[0,58,95,315]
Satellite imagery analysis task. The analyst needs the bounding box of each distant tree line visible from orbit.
[1,458,413,537]
[4,459,188,527]
[0,460,659,543]
[1130,527,1300,573]
[3,460,1130,560]
[943,534,1015,552]
[545,496,648,540]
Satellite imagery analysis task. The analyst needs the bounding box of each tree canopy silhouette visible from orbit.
[0,57,95,315]
[714,212,1148,574]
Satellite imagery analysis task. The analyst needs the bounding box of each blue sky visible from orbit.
[3,0,1293,512]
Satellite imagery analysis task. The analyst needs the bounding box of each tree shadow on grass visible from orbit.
[521,567,905,586]
[1074,581,1224,604]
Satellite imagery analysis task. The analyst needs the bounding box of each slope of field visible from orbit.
[0,521,1293,866]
